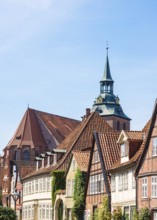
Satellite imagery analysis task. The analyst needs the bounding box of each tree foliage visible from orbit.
[94,196,111,220]
[72,168,86,220]
[139,207,151,220]
[0,206,17,220]
[51,170,65,206]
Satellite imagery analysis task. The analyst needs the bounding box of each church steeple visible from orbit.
[100,47,114,94]
[91,48,131,131]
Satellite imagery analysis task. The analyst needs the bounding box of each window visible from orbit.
[152,137,157,156]
[111,175,116,192]
[142,177,148,198]
[23,150,30,161]
[152,176,157,197]
[89,174,104,195]
[123,123,126,130]
[94,151,99,163]
[119,174,123,191]
[67,179,71,197]
[132,172,135,189]
[121,144,127,157]
[72,159,76,171]
[123,172,128,190]
[124,206,129,219]
[153,212,157,220]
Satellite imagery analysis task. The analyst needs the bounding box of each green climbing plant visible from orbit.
[72,168,87,220]
[139,207,151,220]
[51,170,65,206]
[93,196,111,220]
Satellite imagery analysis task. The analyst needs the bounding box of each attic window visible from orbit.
[121,143,127,157]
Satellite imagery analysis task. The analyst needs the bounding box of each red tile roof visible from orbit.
[6,108,80,150]
[124,131,143,141]
[72,150,90,172]
[98,132,120,170]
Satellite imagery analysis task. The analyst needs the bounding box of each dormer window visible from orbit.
[121,143,127,157]
[152,137,157,156]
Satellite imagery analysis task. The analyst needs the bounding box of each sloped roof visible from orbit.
[72,150,90,172]
[22,112,113,180]
[98,132,120,171]
[6,108,80,150]
[124,131,143,141]
[53,112,113,171]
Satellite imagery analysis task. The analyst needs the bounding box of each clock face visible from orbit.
[97,96,103,103]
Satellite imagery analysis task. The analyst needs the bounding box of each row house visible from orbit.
[54,150,90,220]
[135,100,157,220]
[84,131,120,219]
[109,129,149,219]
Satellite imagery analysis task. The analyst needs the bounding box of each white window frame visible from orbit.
[142,177,148,198]
[118,174,123,191]
[94,151,99,163]
[152,137,157,156]
[123,172,128,190]
[111,175,116,192]
[152,176,157,198]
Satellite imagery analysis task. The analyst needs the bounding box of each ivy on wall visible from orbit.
[51,170,65,206]
[72,168,87,220]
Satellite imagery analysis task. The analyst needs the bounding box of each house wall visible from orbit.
[138,116,157,211]
[22,174,52,220]
[85,144,107,218]
[111,168,136,214]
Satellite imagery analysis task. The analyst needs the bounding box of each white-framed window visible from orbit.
[111,175,116,192]
[119,174,123,191]
[35,179,38,193]
[123,172,128,190]
[132,172,136,189]
[152,176,157,197]
[121,143,127,157]
[94,151,99,163]
[67,179,71,197]
[154,212,157,220]
[72,159,76,171]
[89,173,104,195]
[152,137,157,156]
[142,177,148,198]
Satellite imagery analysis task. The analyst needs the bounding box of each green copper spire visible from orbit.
[101,47,113,82]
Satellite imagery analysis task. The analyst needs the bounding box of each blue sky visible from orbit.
[0,0,157,152]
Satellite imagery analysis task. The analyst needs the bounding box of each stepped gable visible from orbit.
[53,111,113,171]
[109,120,151,171]
[98,132,120,171]
[6,108,80,150]
[72,150,90,172]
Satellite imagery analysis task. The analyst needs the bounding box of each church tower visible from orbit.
[92,48,131,131]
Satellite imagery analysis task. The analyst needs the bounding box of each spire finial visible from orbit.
[106,41,109,55]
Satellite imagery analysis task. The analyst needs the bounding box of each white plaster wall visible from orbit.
[111,169,135,206]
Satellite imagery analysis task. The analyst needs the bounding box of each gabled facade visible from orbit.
[135,100,157,219]
[109,130,145,220]
[84,131,120,219]
[92,48,131,131]
[54,150,90,220]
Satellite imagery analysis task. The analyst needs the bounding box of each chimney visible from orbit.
[86,108,91,117]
